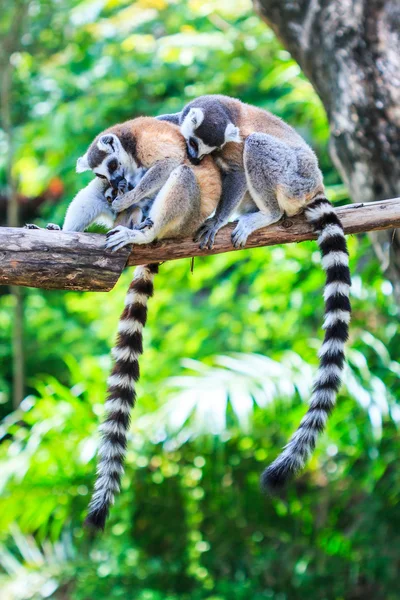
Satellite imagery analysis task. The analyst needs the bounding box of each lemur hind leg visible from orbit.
[106,165,201,251]
[233,133,322,248]
[232,209,282,248]
[195,170,248,250]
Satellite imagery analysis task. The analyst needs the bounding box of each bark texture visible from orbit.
[0,228,131,292]
[254,0,400,290]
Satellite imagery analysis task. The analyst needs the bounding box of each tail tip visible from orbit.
[260,464,291,494]
[84,508,108,532]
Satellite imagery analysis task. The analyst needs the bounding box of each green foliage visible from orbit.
[1,1,400,599]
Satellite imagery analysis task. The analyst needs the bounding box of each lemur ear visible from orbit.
[188,107,204,128]
[97,134,118,154]
[224,123,241,143]
[76,154,90,173]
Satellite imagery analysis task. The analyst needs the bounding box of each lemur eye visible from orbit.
[108,159,118,173]
[95,173,107,180]
[189,138,198,152]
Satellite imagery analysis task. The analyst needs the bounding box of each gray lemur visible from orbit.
[160,95,351,492]
[62,116,221,530]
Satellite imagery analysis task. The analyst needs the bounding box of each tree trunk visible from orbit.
[254,0,400,292]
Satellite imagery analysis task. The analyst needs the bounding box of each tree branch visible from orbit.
[127,197,400,266]
[0,198,399,291]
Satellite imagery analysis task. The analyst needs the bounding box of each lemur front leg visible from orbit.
[106,165,200,251]
[111,158,181,213]
[25,178,113,232]
[194,170,247,250]
[63,178,115,232]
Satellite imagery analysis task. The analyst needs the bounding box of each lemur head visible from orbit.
[76,130,138,189]
[180,102,241,162]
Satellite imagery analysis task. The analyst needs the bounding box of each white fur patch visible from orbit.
[107,373,135,390]
[105,398,131,414]
[98,440,125,459]
[309,387,337,407]
[96,458,124,476]
[118,319,143,335]
[125,292,148,306]
[180,107,204,139]
[134,266,155,282]
[93,475,120,493]
[76,154,90,173]
[317,224,344,244]
[97,134,120,154]
[318,338,345,357]
[224,122,241,143]
[321,251,349,269]
[306,202,334,221]
[100,420,127,436]
[322,310,351,329]
[324,281,351,299]
[300,408,328,427]
[111,346,139,363]
[188,107,204,128]
[198,138,217,157]
[313,364,342,385]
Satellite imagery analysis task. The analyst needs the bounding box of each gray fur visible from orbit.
[111,158,181,213]
[156,112,182,125]
[63,178,115,232]
[173,94,323,246]
[195,170,248,249]
[244,133,322,205]
[106,165,200,250]
[224,133,322,248]
[181,96,238,148]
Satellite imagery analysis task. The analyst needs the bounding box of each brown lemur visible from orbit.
[61,116,221,530]
[159,95,351,492]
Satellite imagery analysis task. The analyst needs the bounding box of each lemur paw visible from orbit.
[231,221,250,248]
[105,186,117,204]
[117,179,130,195]
[133,217,154,231]
[46,223,61,230]
[194,217,223,250]
[105,225,154,251]
[25,223,60,231]
[25,223,41,229]
[112,192,136,213]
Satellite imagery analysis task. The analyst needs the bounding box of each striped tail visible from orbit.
[261,195,351,491]
[85,263,159,530]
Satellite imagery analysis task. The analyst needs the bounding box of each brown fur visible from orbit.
[211,95,310,171]
[104,117,221,227]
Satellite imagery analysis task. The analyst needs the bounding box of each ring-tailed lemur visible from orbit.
[64,117,221,530]
[160,95,351,491]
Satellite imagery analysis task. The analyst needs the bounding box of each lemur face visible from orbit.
[180,107,241,162]
[76,134,139,190]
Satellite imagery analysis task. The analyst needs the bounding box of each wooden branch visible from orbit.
[127,197,400,265]
[0,198,399,291]
[0,228,131,292]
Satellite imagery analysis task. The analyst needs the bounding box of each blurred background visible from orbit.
[1,1,399,598]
